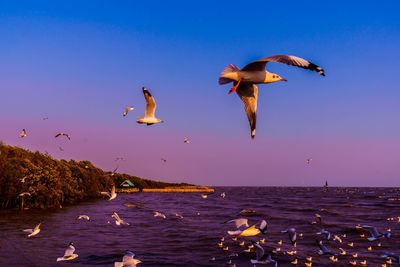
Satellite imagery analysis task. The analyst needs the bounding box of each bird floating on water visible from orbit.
[77,215,90,221]
[219,55,324,139]
[23,222,41,237]
[136,87,163,125]
[56,242,78,262]
[154,211,166,219]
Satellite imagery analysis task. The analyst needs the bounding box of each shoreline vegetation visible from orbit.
[0,142,213,210]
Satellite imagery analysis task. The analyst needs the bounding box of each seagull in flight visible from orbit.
[109,166,119,176]
[317,229,331,240]
[136,87,163,125]
[250,241,277,266]
[219,55,324,139]
[23,222,41,237]
[361,225,392,241]
[100,185,117,201]
[112,212,130,226]
[19,129,27,138]
[55,132,71,140]
[114,250,142,267]
[56,242,79,262]
[316,240,337,256]
[281,228,297,245]
[226,218,267,237]
[183,137,190,144]
[306,158,313,164]
[123,106,135,117]
[160,158,167,163]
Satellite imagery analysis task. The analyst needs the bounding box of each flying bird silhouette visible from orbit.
[55,132,71,140]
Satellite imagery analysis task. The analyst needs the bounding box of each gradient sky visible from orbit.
[1,1,399,186]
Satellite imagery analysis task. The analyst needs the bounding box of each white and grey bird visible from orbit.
[316,240,337,256]
[23,222,41,237]
[56,242,79,262]
[183,137,190,144]
[227,218,267,237]
[100,185,117,201]
[250,241,278,266]
[112,212,130,226]
[221,192,226,198]
[123,106,135,117]
[55,132,71,140]
[77,215,90,221]
[20,176,28,183]
[281,228,297,245]
[154,211,166,219]
[361,225,392,241]
[219,55,324,139]
[306,158,313,165]
[317,229,331,240]
[136,87,163,125]
[114,250,142,267]
[19,129,27,138]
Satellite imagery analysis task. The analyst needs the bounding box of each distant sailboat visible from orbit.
[324,180,329,192]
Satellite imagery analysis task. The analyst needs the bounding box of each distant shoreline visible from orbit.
[0,142,210,210]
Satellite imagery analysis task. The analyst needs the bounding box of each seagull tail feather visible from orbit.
[219,64,239,84]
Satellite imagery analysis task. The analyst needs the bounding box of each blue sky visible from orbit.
[1,1,399,186]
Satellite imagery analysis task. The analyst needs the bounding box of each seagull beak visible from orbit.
[280,77,288,82]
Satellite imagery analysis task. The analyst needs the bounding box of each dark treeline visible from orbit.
[0,142,189,209]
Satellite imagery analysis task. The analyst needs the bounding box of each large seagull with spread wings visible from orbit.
[219,55,325,139]
[136,87,163,125]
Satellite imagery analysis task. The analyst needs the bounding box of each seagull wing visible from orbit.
[362,225,380,237]
[55,133,61,138]
[34,223,41,231]
[254,243,265,261]
[111,185,116,195]
[242,55,325,76]
[236,83,258,139]
[227,218,249,229]
[23,229,34,233]
[143,87,156,118]
[64,245,75,257]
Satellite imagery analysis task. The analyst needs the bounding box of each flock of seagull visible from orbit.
[214,212,399,267]
[17,54,325,141]
[20,188,400,267]
[14,54,399,267]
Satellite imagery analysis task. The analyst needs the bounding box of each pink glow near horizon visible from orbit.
[2,118,399,187]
